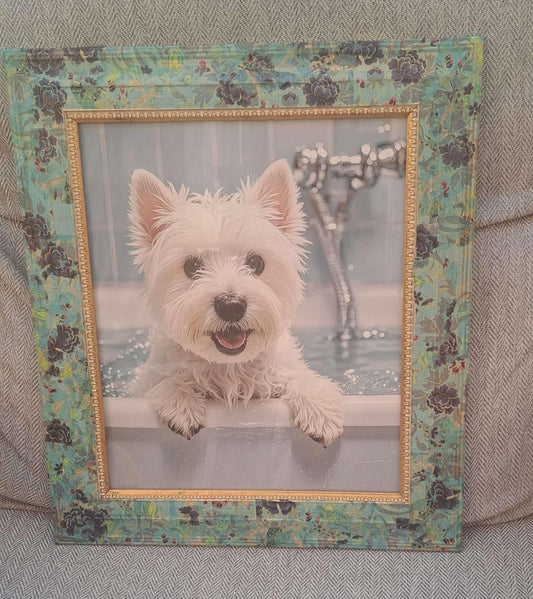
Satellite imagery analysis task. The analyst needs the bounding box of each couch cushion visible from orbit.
[0,0,531,524]
[0,509,532,598]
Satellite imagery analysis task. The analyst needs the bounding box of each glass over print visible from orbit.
[79,115,409,492]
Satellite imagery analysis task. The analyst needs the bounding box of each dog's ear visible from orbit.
[129,169,175,248]
[251,159,305,238]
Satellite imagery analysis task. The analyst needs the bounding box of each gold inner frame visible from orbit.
[64,105,419,503]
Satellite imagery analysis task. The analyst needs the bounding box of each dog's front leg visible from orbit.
[286,369,344,448]
[145,375,206,440]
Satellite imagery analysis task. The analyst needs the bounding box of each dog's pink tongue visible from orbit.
[216,331,246,349]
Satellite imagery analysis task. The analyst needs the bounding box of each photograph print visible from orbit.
[79,112,411,494]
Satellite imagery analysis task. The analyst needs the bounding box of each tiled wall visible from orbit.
[79,117,407,286]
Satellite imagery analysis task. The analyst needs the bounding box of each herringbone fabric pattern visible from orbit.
[0,0,531,524]
[0,509,532,598]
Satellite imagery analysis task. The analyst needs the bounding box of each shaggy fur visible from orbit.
[129,159,343,446]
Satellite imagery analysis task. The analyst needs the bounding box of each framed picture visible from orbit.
[2,37,482,549]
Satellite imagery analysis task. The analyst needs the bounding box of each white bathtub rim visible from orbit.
[103,394,401,429]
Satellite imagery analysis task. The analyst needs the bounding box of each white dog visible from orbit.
[128,159,343,446]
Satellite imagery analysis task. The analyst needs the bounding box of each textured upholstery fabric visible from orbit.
[0,0,532,525]
[0,509,532,598]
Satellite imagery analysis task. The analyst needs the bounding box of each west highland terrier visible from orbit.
[128,159,344,446]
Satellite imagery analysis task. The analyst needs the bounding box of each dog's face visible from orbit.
[129,159,307,363]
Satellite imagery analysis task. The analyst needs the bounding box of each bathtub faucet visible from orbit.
[292,140,406,341]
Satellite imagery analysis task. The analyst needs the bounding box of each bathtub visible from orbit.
[96,285,403,493]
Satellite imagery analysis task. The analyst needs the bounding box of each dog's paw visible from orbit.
[167,421,204,440]
[300,404,344,447]
[290,378,344,447]
[161,406,206,440]
[163,407,206,440]
[293,408,344,447]
[306,416,344,448]
[148,379,206,440]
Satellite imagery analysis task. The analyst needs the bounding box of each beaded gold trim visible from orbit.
[65,105,418,503]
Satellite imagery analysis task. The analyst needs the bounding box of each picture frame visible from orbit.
[2,36,482,550]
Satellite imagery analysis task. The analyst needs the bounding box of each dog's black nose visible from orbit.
[214,295,247,322]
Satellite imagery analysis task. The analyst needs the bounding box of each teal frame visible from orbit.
[2,37,482,549]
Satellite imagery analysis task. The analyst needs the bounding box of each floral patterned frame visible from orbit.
[2,37,482,550]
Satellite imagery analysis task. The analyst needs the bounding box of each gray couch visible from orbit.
[1,0,531,597]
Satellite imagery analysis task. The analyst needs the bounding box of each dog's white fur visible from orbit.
[128,159,343,446]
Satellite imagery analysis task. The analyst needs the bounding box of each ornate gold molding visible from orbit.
[65,105,418,503]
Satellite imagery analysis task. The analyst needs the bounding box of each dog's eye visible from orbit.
[184,256,203,279]
[245,253,265,276]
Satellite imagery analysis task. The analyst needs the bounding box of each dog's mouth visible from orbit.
[210,326,251,356]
